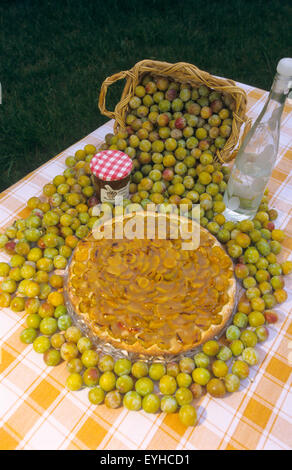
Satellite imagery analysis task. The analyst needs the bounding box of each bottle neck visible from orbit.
[272,72,292,95]
[255,73,290,126]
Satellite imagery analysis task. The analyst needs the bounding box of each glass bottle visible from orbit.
[224,58,292,221]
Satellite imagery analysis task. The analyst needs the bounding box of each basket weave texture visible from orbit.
[98,60,251,162]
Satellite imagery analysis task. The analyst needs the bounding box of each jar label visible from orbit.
[100,182,130,203]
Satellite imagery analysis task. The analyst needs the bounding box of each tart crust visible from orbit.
[66,212,236,356]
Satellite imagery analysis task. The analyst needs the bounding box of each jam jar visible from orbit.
[90,150,133,203]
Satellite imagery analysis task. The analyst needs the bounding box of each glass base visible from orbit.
[223,206,254,222]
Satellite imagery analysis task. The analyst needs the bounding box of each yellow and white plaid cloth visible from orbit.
[0,81,291,450]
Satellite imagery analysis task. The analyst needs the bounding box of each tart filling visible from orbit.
[67,213,236,355]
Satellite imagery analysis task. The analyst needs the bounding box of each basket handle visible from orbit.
[98,69,136,125]
[240,117,252,144]
[218,116,252,163]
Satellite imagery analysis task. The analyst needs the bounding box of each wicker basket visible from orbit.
[98,59,251,163]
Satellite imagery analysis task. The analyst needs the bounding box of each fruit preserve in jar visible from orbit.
[90,150,133,203]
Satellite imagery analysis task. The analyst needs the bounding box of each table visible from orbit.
[0,80,291,450]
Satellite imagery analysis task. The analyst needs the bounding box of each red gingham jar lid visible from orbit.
[90,150,133,182]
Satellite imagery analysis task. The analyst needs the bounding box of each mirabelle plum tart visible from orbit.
[67,212,236,356]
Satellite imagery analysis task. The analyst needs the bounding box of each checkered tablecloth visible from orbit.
[0,81,291,450]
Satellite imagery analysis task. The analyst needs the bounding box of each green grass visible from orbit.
[0,0,291,191]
